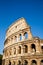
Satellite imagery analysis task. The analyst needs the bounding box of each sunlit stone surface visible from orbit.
[2,17,43,65]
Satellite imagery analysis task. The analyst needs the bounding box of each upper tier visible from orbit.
[6,17,30,39]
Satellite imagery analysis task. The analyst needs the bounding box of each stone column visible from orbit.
[12,36,15,44]
[12,47,14,55]
[16,46,18,54]
[29,60,31,65]
[18,34,20,41]
[28,60,29,65]
[4,60,6,65]
[11,60,13,65]
[8,48,10,56]
[21,45,23,55]
[16,60,18,65]
[21,33,25,41]
[11,37,13,44]
[14,36,17,42]
[23,45,26,53]
[9,38,11,44]
[7,60,9,65]
[28,44,31,54]
[17,34,20,42]
[37,60,40,65]
[5,60,9,65]
[13,35,16,43]
[36,40,40,54]
[27,30,32,40]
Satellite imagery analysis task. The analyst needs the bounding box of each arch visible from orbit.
[13,61,15,65]
[24,45,28,53]
[41,60,43,65]
[31,60,37,65]
[18,60,21,65]
[18,46,21,54]
[41,46,43,54]
[24,32,28,39]
[23,60,28,65]
[9,61,11,65]
[31,44,36,53]
[15,36,17,41]
[19,34,22,41]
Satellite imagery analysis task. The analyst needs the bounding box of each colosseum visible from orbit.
[2,17,43,65]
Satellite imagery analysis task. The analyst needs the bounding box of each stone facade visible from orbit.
[2,17,43,65]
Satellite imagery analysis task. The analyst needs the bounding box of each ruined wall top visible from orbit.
[6,17,30,39]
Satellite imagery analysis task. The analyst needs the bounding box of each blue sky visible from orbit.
[0,0,43,54]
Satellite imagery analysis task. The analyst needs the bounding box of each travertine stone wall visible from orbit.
[2,18,43,65]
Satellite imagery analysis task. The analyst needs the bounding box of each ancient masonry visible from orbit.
[2,18,43,65]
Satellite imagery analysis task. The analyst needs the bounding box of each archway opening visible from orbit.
[24,32,28,39]
[41,46,43,54]
[24,45,28,53]
[41,60,43,65]
[19,34,22,41]
[15,36,17,41]
[23,60,28,65]
[31,44,36,53]
[13,61,15,65]
[18,46,21,54]
[18,60,21,65]
[9,61,11,65]
[31,60,37,65]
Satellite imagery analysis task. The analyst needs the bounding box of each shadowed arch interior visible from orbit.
[24,45,28,53]
[41,60,43,65]
[24,32,28,39]
[23,60,28,65]
[31,60,37,65]
[18,60,21,65]
[18,46,21,54]
[9,61,11,65]
[19,34,22,41]
[13,61,15,65]
[41,46,43,53]
[31,44,36,52]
